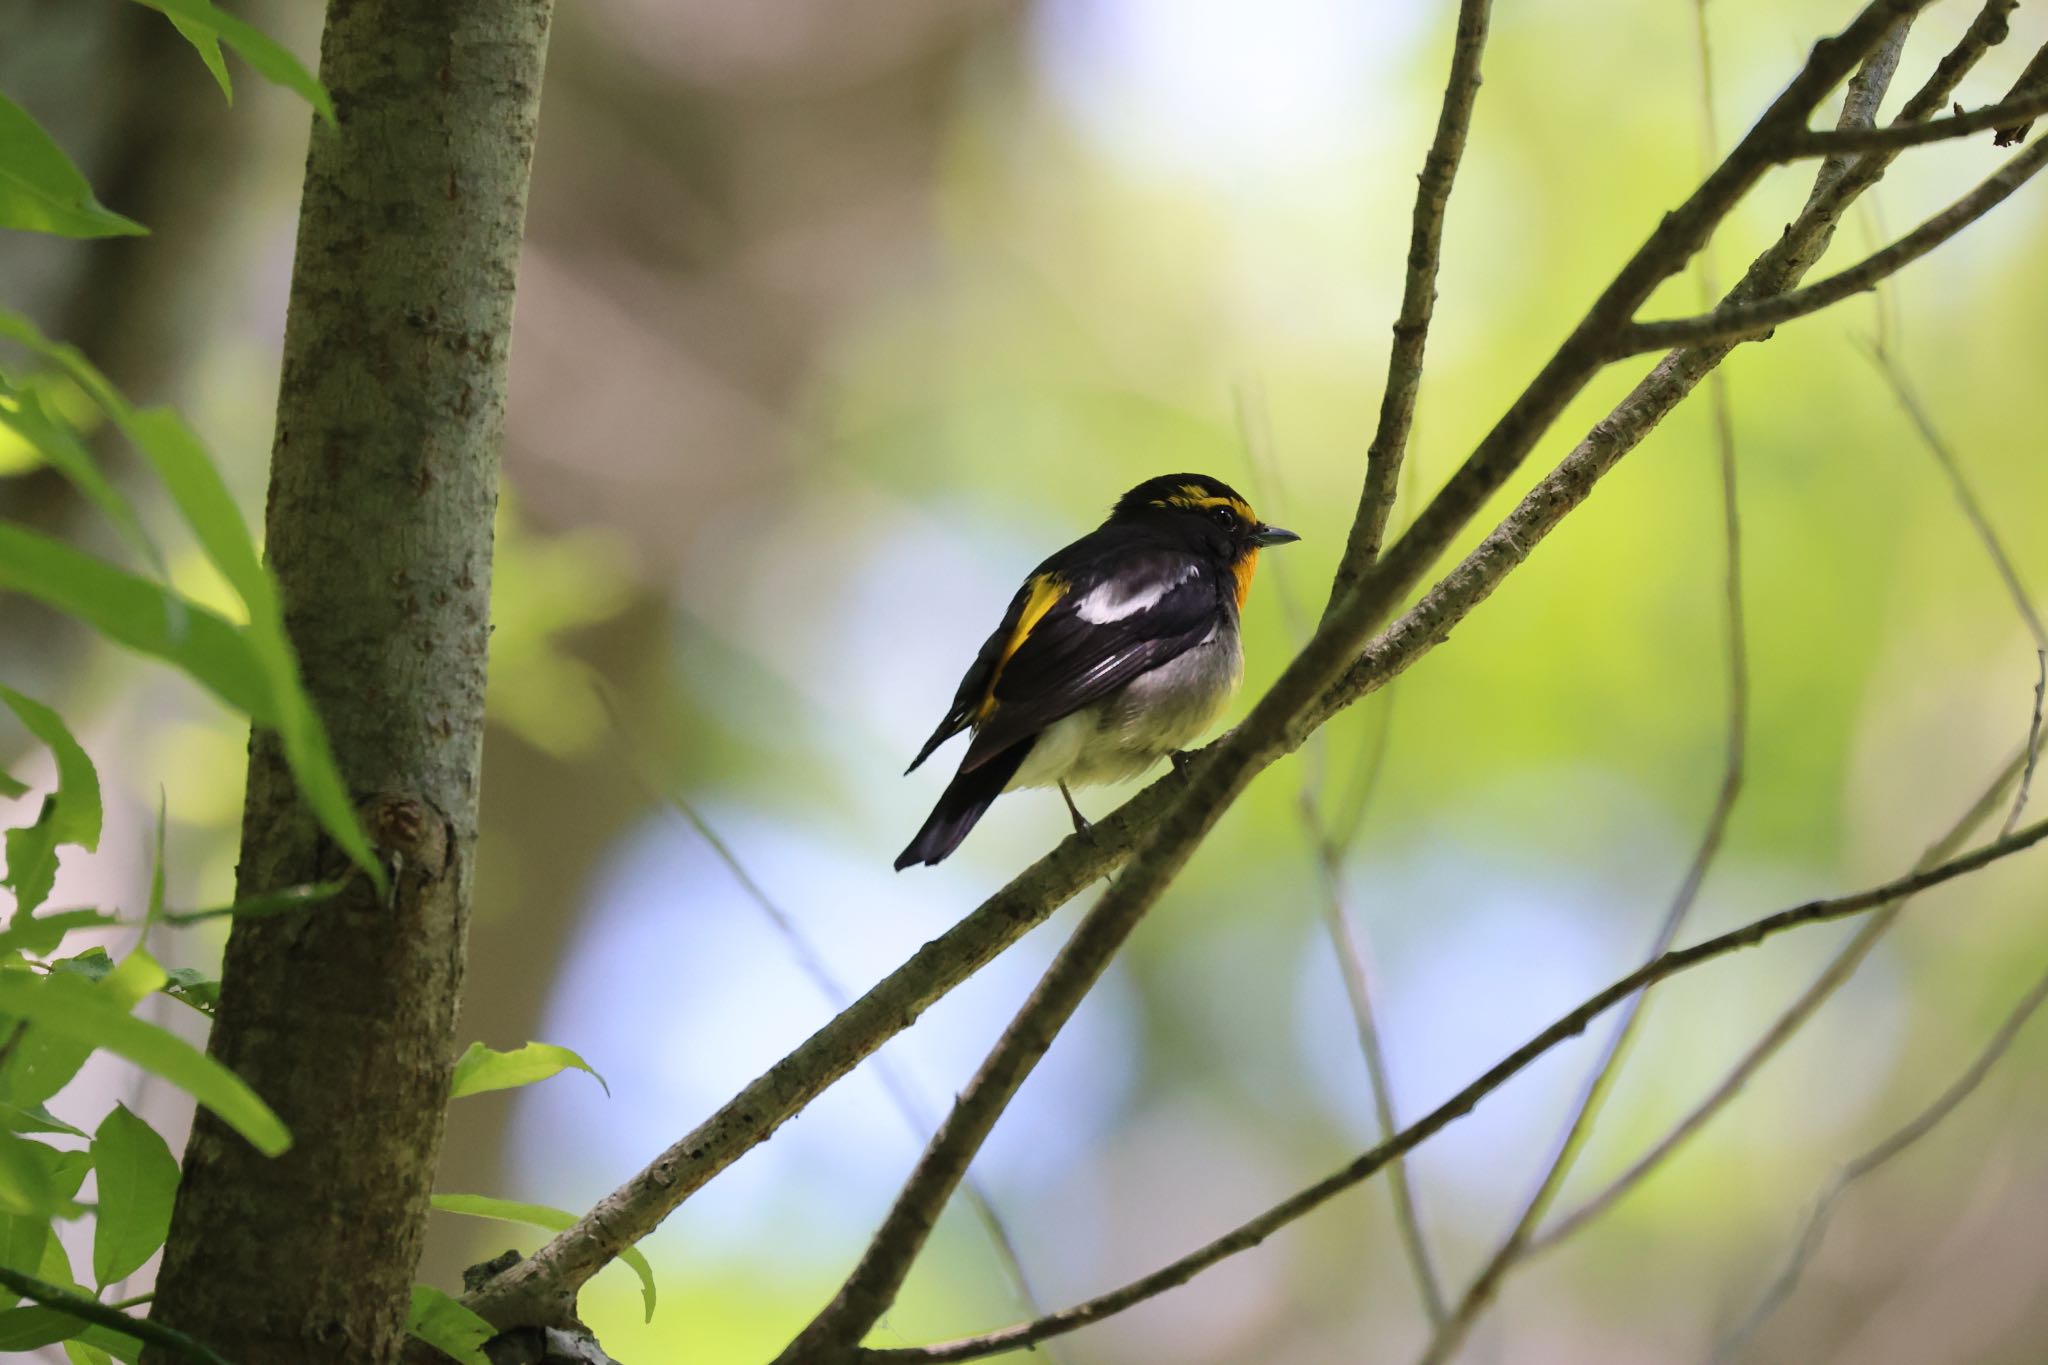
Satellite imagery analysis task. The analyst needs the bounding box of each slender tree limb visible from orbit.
[1709,952,2048,1361]
[1525,752,2025,1256]
[1246,387,1447,1325]
[771,6,1930,1356]
[1303,0,2016,745]
[1992,41,2048,145]
[1301,784,1448,1326]
[1419,8,1758,1350]
[858,811,2048,1363]
[1862,340,2048,837]
[597,708,1057,1343]
[1327,0,1494,606]
[1789,88,2048,155]
[1619,134,2048,356]
[463,0,1973,1330]
[0,1265,233,1365]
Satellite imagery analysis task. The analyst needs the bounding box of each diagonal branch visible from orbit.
[1418,4,1757,1351]
[1327,0,1494,605]
[1787,87,2048,155]
[602,710,1058,1341]
[770,5,1931,1356]
[1524,751,2026,1255]
[0,1265,232,1365]
[859,810,2048,1363]
[1710,952,2048,1361]
[462,0,1990,1332]
[1619,134,2048,356]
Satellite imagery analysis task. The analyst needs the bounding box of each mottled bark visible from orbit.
[147,2,553,1361]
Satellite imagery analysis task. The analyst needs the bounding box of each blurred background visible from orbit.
[4,0,2048,1360]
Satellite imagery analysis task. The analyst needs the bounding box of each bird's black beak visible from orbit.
[1251,523,1300,547]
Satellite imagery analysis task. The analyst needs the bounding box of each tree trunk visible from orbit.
[148,2,553,1360]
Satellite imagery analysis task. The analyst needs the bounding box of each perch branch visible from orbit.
[862,811,2048,1362]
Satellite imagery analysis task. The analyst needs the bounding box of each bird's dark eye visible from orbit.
[1210,506,1239,533]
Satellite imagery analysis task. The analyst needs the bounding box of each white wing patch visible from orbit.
[1073,560,1198,624]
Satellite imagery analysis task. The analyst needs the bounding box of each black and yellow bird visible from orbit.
[896,473,1299,869]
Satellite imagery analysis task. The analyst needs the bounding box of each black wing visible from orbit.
[904,568,1069,774]
[958,545,1222,773]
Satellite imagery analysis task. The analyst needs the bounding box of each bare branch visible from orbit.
[1620,135,2048,356]
[1710,954,2048,1360]
[860,811,2048,1363]
[1302,790,1448,1325]
[1789,88,2048,155]
[770,6,1933,1357]
[1419,7,1757,1350]
[601,710,1057,1341]
[1992,41,2048,145]
[1327,0,1494,605]
[1525,753,2026,1255]
[462,0,1995,1330]
[1300,0,2020,748]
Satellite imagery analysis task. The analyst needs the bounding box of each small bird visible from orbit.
[896,473,1299,869]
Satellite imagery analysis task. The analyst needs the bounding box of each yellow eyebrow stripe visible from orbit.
[978,572,1067,719]
[1156,487,1257,520]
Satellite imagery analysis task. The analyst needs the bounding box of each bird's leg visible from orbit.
[1059,781,1092,835]
[1169,749,1197,781]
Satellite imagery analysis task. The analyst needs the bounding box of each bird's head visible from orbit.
[1110,473,1300,606]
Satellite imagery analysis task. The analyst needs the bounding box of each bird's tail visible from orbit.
[894,743,1029,869]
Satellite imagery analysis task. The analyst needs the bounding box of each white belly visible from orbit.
[1006,624,1244,790]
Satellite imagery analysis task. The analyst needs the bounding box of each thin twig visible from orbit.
[461,0,1973,1330]
[769,7,1930,1357]
[1304,0,2017,746]
[1525,752,2026,1255]
[0,1265,234,1365]
[1708,953,2048,1361]
[1788,87,2048,155]
[1302,796,1448,1326]
[860,810,2048,1363]
[1620,134,2048,356]
[1419,5,1755,1349]
[1328,0,1495,606]
[597,699,1058,1345]
[1242,386,1447,1324]
[1861,341,2048,837]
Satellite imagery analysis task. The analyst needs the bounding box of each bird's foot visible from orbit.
[1168,749,1197,781]
[1059,781,1093,835]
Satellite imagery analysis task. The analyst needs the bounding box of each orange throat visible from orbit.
[1230,549,1258,612]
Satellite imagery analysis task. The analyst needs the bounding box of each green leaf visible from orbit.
[0,1209,52,1308]
[129,0,332,123]
[158,968,217,1016]
[0,973,287,1155]
[405,1285,493,1365]
[159,881,342,925]
[0,909,121,961]
[0,772,26,800]
[167,16,233,102]
[0,1131,84,1219]
[0,312,382,893]
[432,1192,657,1323]
[0,382,159,575]
[0,92,146,239]
[89,1104,179,1288]
[0,687,102,850]
[0,1101,86,1138]
[3,801,59,917]
[449,1041,609,1101]
[0,524,270,720]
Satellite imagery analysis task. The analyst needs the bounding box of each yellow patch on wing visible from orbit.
[977,572,1067,720]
